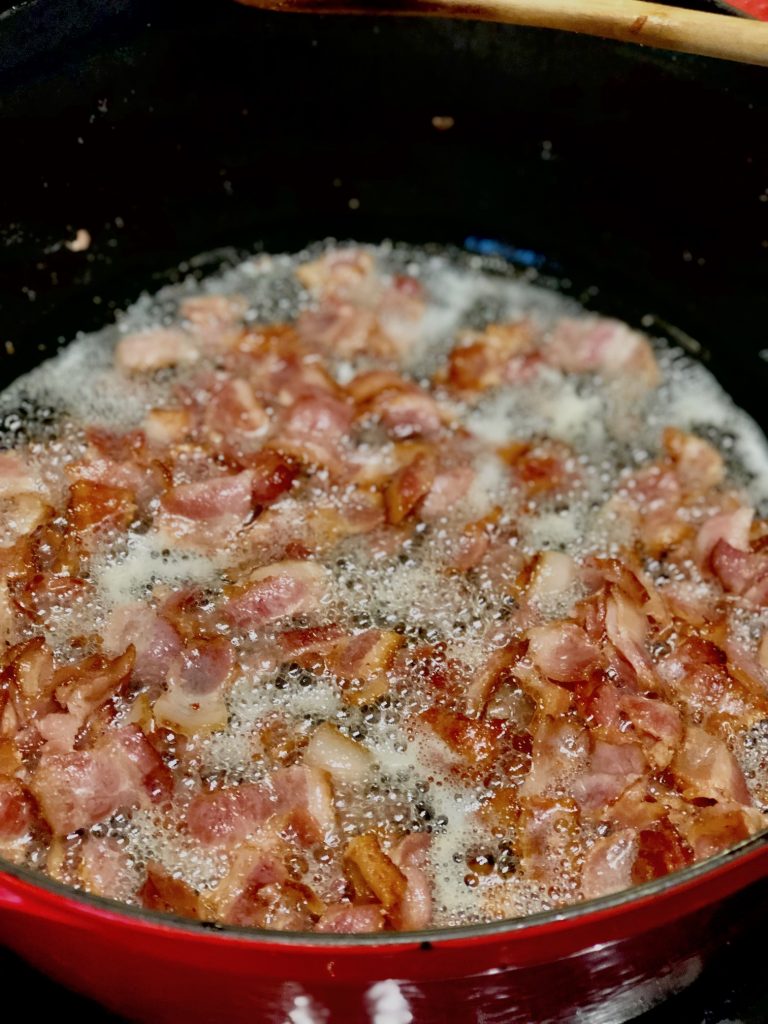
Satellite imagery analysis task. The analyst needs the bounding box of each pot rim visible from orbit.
[1,827,766,948]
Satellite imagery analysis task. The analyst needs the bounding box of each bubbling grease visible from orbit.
[4,242,768,928]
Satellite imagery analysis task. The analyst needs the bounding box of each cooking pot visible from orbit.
[1,1,767,1020]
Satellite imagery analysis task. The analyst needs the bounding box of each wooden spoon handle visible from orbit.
[236,0,768,67]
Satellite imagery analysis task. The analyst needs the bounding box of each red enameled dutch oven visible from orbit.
[1,0,768,1020]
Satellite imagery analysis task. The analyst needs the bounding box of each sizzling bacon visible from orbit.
[30,724,170,835]
[116,328,199,372]
[225,560,327,627]
[545,317,659,386]
[526,623,600,684]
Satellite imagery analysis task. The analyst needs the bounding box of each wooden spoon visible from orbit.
[235,0,768,67]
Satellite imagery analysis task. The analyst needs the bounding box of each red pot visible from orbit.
[2,2,768,1020]
[1,835,766,1022]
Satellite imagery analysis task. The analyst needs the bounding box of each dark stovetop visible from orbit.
[1,911,767,1024]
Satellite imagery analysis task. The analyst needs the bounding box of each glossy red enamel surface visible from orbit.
[0,839,766,1022]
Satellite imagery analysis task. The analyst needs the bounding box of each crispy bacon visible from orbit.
[384,452,436,525]
[116,328,199,372]
[68,480,137,532]
[545,317,659,386]
[139,863,200,919]
[343,833,407,912]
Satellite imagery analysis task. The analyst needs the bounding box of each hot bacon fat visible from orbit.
[0,244,767,932]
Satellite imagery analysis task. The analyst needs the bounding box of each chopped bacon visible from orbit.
[518,795,581,886]
[672,725,752,805]
[142,407,193,446]
[681,803,764,860]
[604,590,655,687]
[162,470,254,524]
[419,465,475,520]
[80,837,137,900]
[187,765,335,847]
[581,829,638,899]
[389,832,432,931]
[30,724,171,835]
[103,604,183,687]
[179,293,248,349]
[68,479,137,531]
[225,560,326,628]
[384,451,436,525]
[420,706,507,766]
[278,392,353,469]
[116,328,199,372]
[139,863,200,919]
[526,622,600,684]
[695,508,753,567]
[545,317,659,386]
[710,541,768,603]
[241,449,298,505]
[525,551,578,606]
[315,903,385,933]
[304,723,374,784]
[663,427,724,492]
[443,322,535,393]
[277,624,345,660]
[344,833,407,911]
[203,379,269,450]
[153,638,234,735]
[53,647,136,733]
[326,629,403,704]
[630,819,693,883]
[0,451,39,498]
[0,777,38,843]
[366,388,445,440]
[619,693,682,770]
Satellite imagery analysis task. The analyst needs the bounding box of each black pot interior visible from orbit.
[1,0,767,426]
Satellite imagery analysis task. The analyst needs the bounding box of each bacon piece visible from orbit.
[103,604,183,687]
[142,407,193,446]
[619,693,682,770]
[672,725,752,805]
[277,624,345,660]
[604,589,655,687]
[581,828,638,899]
[315,903,385,933]
[2,636,55,714]
[443,322,534,392]
[525,551,578,606]
[201,833,289,923]
[518,795,581,886]
[572,741,646,813]
[68,480,137,532]
[242,449,298,505]
[30,724,170,835]
[179,293,248,349]
[0,777,38,843]
[681,803,765,860]
[344,833,407,911]
[304,723,374,785]
[420,706,507,766]
[710,541,768,603]
[327,629,403,705]
[545,317,659,386]
[203,379,269,452]
[187,765,335,847]
[466,643,522,716]
[162,470,254,524]
[389,832,432,931]
[0,452,39,498]
[80,837,137,900]
[527,622,600,684]
[630,819,693,883]
[520,718,588,797]
[116,328,199,372]
[297,248,377,300]
[278,392,354,469]
[0,493,51,547]
[695,508,752,567]
[54,647,136,731]
[503,439,578,497]
[152,638,234,735]
[419,465,475,520]
[385,452,436,525]
[225,560,326,628]
[662,427,724,493]
[139,863,200,919]
[366,388,445,440]
[10,572,91,624]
